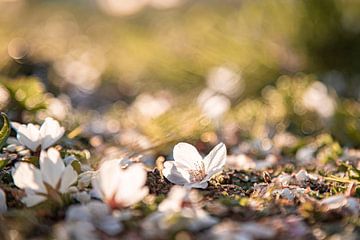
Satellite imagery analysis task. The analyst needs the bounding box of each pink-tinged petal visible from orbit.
[113,164,148,207]
[40,148,65,189]
[203,142,226,174]
[121,164,147,188]
[93,161,149,208]
[184,181,208,189]
[115,186,149,208]
[158,186,187,212]
[12,162,46,193]
[94,160,122,200]
[40,117,65,149]
[163,161,190,185]
[0,188,7,213]
[173,142,203,170]
[59,165,78,193]
[21,194,47,207]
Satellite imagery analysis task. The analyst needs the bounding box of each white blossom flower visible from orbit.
[132,92,172,119]
[43,95,72,121]
[0,188,7,213]
[54,53,104,93]
[96,0,147,16]
[206,66,243,98]
[296,146,317,165]
[12,117,65,152]
[197,89,231,120]
[302,81,336,118]
[12,148,78,207]
[163,142,226,189]
[92,160,148,208]
[149,0,185,9]
[141,186,218,238]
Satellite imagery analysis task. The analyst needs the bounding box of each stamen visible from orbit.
[188,161,206,182]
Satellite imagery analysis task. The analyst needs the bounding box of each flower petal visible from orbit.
[17,132,39,152]
[163,161,190,185]
[16,124,41,151]
[12,162,46,193]
[28,124,41,141]
[59,165,78,193]
[173,142,203,170]
[203,142,226,174]
[121,164,147,188]
[184,181,208,189]
[158,186,187,212]
[114,164,148,207]
[93,160,122,200]
[40,117,65,149]
[203,167,223,182]
[40,148,65,189]
[21,194,47,207]
[115,186,149,208]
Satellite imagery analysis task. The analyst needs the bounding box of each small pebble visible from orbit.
[15,145,25,152]
[8,154,18,161]
[18,149,31,157]
[6,144,17,152]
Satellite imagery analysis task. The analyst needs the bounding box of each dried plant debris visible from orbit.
[0,124,359,240]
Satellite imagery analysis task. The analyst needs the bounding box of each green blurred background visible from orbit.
[1,0,360,148]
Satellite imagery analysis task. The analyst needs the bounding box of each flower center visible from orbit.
[188,161,206,182]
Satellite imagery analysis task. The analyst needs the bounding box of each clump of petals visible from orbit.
[12,148,78,207]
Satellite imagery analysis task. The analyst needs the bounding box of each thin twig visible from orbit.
[324,176,360,184]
